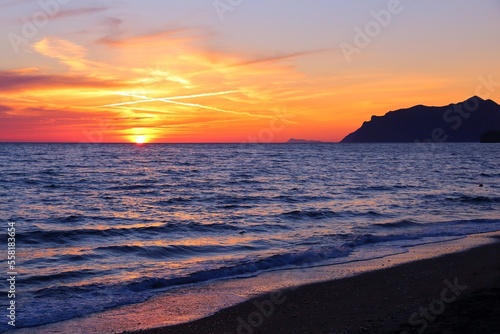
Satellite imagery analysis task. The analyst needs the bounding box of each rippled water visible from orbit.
[0,143,499,331]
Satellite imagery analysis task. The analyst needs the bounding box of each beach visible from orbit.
[131,236,500,334]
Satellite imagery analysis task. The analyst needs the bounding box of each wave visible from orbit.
[279,208,383,220]
[17,222,241,245]
[21,253,103,266]
[40,169,60,176]
[95,243,259,259]
[108,184,156,191]
[154,197,194,205]
[226,179,263,185]
[344,210,384,217]
[279,209,339,220]
[448,195,500,203]
[17,220,293,245]
[349,185,394,191]
[271,195,302,203]
[480,172,500,178]
[126,244,353,292]
[57,214,85,223]
[374,219,421,228]
[366,218,500,244]
[21,268,108,285]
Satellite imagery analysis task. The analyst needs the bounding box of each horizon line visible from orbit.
[0,141,340,144]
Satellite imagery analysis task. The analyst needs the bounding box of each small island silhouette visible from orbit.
[480,130,500,143]
[287,138,325,144]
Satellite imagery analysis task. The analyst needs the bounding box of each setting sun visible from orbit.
[134,136,147,144]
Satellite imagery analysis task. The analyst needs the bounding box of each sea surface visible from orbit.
[0,143,499,332]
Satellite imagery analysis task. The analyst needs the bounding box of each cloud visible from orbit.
[231,49,330,68]
[0,0,31,8]
[34,37,87,70]
[52,6,109,20]
[4,5,110,26]
[96,28,193,47]
[0,105,13,114]
[32,37,134,79]
[0,70,121,92]
[95,16,124,43]
[6,67,40,74]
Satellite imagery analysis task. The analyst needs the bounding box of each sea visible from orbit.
[0,143,499,332]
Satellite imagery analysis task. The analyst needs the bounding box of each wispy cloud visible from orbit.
[0,70,121,92]
[3,5,110,26]
[232,49,330,68]
[33,37,88,70]
[53,6,109,20]
[0,0,31,8]
[0,105,13,113]
[96,27,194,47]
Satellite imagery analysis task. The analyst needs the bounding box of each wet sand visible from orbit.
[131,236,500,334]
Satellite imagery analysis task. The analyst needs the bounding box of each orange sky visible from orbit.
[1,1,499,143]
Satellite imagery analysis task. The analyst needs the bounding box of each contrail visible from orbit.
[99,91,272,119]
[158,90,241,100]
[99,90,241,108]
[124,93,272,119]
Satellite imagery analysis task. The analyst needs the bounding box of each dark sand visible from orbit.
[131,238,500,334]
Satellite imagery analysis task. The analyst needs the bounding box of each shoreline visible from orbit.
[11,232,500,334]
[131,235,500,334]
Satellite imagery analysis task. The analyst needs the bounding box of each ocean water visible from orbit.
[0,143,499,332]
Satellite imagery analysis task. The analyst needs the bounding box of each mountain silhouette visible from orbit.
[341,96,500,143]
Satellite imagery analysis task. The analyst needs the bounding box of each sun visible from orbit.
[134,135,147,144]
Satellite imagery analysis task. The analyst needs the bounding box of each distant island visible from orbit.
[341,96,500,143]
[480,130,500,143]
[287,138,325,144]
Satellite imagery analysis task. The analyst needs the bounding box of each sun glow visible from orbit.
[134,135,147,144]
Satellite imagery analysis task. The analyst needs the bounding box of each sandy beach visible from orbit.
[131,236,500,334]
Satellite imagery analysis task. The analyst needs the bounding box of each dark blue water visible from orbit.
[0,143,499,331]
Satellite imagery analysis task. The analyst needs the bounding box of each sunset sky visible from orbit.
[1,0,499,143]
